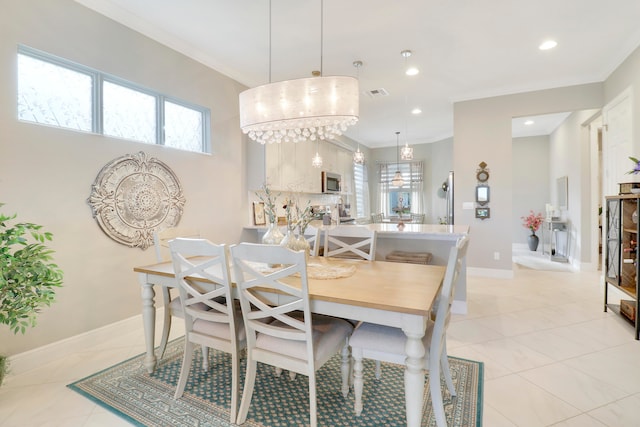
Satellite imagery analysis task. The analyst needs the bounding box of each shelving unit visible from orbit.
[604,195,640,340]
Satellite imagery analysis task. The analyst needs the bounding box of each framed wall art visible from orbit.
[253,201,266,225]
[475,207,490,220]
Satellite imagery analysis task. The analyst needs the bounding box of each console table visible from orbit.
[541,219,569,262]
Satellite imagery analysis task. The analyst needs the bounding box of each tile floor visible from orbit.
[1,263,639,426]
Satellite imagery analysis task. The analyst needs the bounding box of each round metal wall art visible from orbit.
[87,151,186,250]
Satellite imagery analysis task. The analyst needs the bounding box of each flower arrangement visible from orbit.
[295,200,314,235]
[521,210,544,234]
[255,183,280,225]
[282,194,314,234]
[627,157,640,175]
[282,196,297,232]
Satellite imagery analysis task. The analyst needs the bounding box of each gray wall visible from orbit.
[512,136,550,245]
[1,0,247,356]
[453,84,604,273]
[367,137,453,224]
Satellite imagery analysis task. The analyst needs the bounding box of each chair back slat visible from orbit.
[231,243,314,351]
[323,226,377,261]
[169,238,236,329]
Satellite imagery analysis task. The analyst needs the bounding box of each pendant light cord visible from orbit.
[268,0,272,83]
[320,0,324,76]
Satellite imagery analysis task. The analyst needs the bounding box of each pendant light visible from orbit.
[391,132,404,187]
[312,139,323,168]
[352,60,365,165]
[400,50,414,160]
[239,0,359,145]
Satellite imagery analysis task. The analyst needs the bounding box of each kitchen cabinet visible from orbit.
[604,195,640,339]
[265,139,353,194]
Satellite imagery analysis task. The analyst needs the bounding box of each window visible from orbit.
[17,46,211,153]
[353,162,370,218]
[378,161,424,216]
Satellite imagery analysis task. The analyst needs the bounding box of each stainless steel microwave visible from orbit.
[322,171,341,193]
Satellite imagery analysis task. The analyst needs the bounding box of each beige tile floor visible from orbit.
[1,263,639,426]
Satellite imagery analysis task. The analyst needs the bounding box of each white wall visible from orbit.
[512,136,550,245]
[0,0,247,356]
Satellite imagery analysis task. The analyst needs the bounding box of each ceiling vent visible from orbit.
[366,88,389,98]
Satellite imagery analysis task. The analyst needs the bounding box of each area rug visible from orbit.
[68,338,483,426]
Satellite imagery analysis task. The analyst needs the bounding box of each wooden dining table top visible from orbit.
[134,256,445,317]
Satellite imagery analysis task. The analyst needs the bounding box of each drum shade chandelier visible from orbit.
[239,0,359,145]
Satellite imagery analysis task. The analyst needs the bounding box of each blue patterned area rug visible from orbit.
[68,338,483,426]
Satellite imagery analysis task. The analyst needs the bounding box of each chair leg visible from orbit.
[308,372,318,427]
[174,341,194,399]
[440,342,456,397]
[201,346,209,371]
[229,351,240,423]
[274,367,283,377]
[288,371,297,381]
[158,287,172,360]
[375,360,382,379]
[352,350,364,416]
[236,357,257,425]
[340,341,350,398]
[429,352,447,427]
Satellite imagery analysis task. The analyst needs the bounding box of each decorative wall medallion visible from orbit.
[87,152,186,249]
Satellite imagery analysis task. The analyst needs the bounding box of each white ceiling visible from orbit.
[76,0,640,148]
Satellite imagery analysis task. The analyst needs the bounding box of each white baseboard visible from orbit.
[7,312,149,376]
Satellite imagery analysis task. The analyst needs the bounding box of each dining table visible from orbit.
[134,255,446,427]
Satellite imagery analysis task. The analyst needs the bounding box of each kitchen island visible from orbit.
[243,221,471,313]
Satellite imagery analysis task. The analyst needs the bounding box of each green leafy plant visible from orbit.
[0,203,64,385]
[0,204,63,334]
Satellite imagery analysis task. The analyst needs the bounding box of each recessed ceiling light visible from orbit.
[405,67,419,76]
[539,40,557,50]
[524,120,534,125]
[411,107,422,115]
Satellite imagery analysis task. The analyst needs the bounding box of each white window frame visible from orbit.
[17,45,211,154]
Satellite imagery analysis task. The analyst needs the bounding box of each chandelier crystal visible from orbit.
[391,131,404,187]
[239,76,359,144]
[400,143,413,160]
[353,147,365,164]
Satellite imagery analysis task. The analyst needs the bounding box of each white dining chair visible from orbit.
[323,225,377,261]
[169,238,245,423]
[230,243,353,427]
[153,227,211,367]
[348,235,469,427]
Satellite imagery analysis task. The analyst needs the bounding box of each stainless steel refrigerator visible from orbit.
[444,171,454,225]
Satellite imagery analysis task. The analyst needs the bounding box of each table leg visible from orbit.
[138,274,157,373]
[402,318,427,427]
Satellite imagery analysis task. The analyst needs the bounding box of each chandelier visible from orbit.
[353,147,365,165]
[239,0,359,145]
[400,142,413,160]
[391,132,404,187]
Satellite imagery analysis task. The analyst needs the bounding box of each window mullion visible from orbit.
[157,95,165,146]
[94,73,103,134]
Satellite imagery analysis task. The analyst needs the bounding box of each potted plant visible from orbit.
[0,204,63,386]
